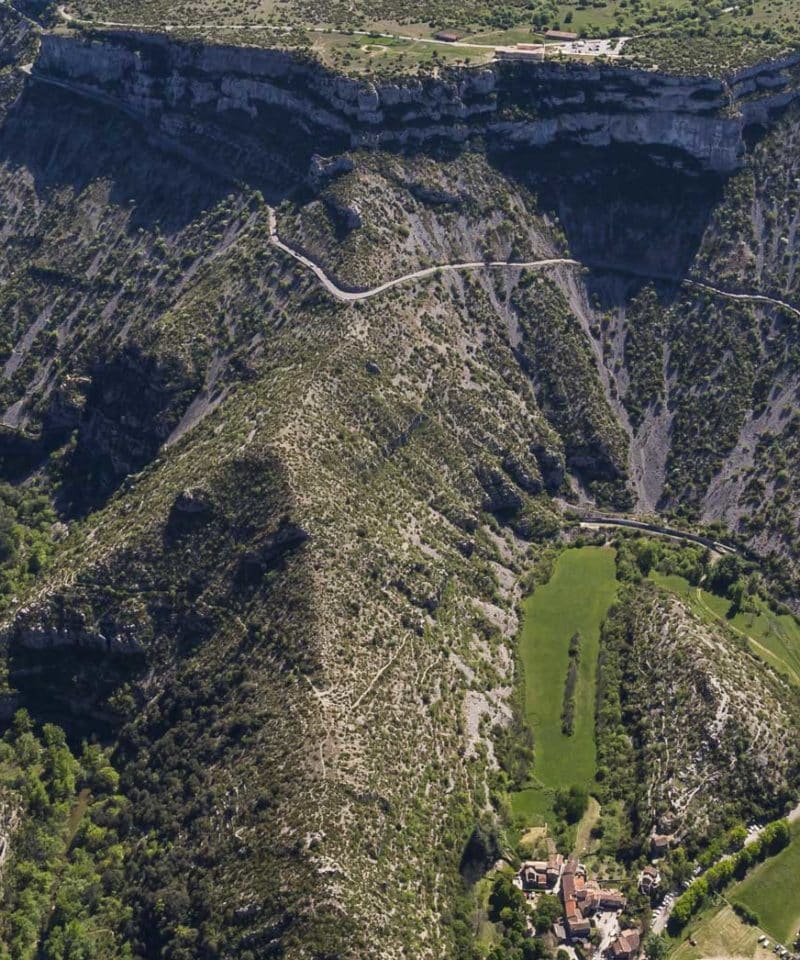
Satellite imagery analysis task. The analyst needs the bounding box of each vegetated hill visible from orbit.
[598,583,800,846]
[276,118,800,597]
[0,7,798,959]
[0,24,572,957]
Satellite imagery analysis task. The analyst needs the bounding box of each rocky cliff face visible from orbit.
[33,30,800,175]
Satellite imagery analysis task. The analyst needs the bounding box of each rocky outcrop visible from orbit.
[31,30,800,175]
[11,603,147,654]
[237,522,310,581]
[531,442,566,492]
[0,793,21,871]
[47,347,200,514]
[172,486,214,515]
[324,195,363,231]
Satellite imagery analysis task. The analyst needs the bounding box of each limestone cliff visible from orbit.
[32,30,800,175]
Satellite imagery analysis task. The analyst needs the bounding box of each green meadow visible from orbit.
[732,821,800,944]
[512,546,617,823]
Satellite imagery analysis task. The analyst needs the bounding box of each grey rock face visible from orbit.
[502,452,544,495]
[33,32,800,174]
[531,443,566,492]
[308,153,355,187]
[173,486,214,515]
[13,614,146,655]
[324,195,362,230]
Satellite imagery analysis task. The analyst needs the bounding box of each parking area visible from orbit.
[553,37,629,57]
[651,892,676,934]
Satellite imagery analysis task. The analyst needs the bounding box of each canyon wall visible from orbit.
[32,30,800,175]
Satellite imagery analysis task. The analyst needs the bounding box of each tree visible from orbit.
[42,724,79,802]
[11,708,33,738]
[666,846,693,886]
[708,553,747,597]
[554,785,589,824]
[44,918,93,960]
[15,730,42,767]
[635,541,657,577]
[731,902,760,925]
[489,874,526,923]
[727,824,748,851]
[533,894,561,931]
[644,934,668,960]
[762,819,790,854]
[25,772,49,815]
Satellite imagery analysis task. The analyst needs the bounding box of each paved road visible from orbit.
[268,214,800,319]
[684,278,800,321]
[18,59,800,322]
[270,209,580,301]
[652,800,800,934]
[576,513,737,556]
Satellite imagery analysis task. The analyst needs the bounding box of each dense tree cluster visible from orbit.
[669,820,791,932]
[0,710,128,959]
[0,482,57,611]
[486,873,550,960]
[560,632,581,736]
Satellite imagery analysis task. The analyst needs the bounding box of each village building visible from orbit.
[579,879,627,913]
[554,853,630,942]
[517,847,627,945]
[638,864,660,894]
[608,929,641,960]
[516,853,564,891]
[650,834,672,858]
[434,30,460,42]
[560,854,592,941]
[545,29,579,41]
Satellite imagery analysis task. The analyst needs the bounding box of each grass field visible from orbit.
[574,795,601,856]
[651,572,800,686]
[671,902,774,960]
[732,822,800,945]
[511,546,617,823]
[310,32,493,71]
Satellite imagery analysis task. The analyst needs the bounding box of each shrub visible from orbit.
[731,902,760,926]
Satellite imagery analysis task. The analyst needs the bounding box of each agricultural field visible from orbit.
[671,826,800,960]
[670,902,776,960]
[732,822,800,945]
[651,572,800,686]
[511,546,617,823]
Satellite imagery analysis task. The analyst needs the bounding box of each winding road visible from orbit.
[16,52,800,321]
[576,513,737,556]
[684,278,800,320]
[268,210,581,301]
[268,209,800,318]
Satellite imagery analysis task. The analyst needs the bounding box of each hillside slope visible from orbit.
[599,584,800,844]
[0,10,798,958]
